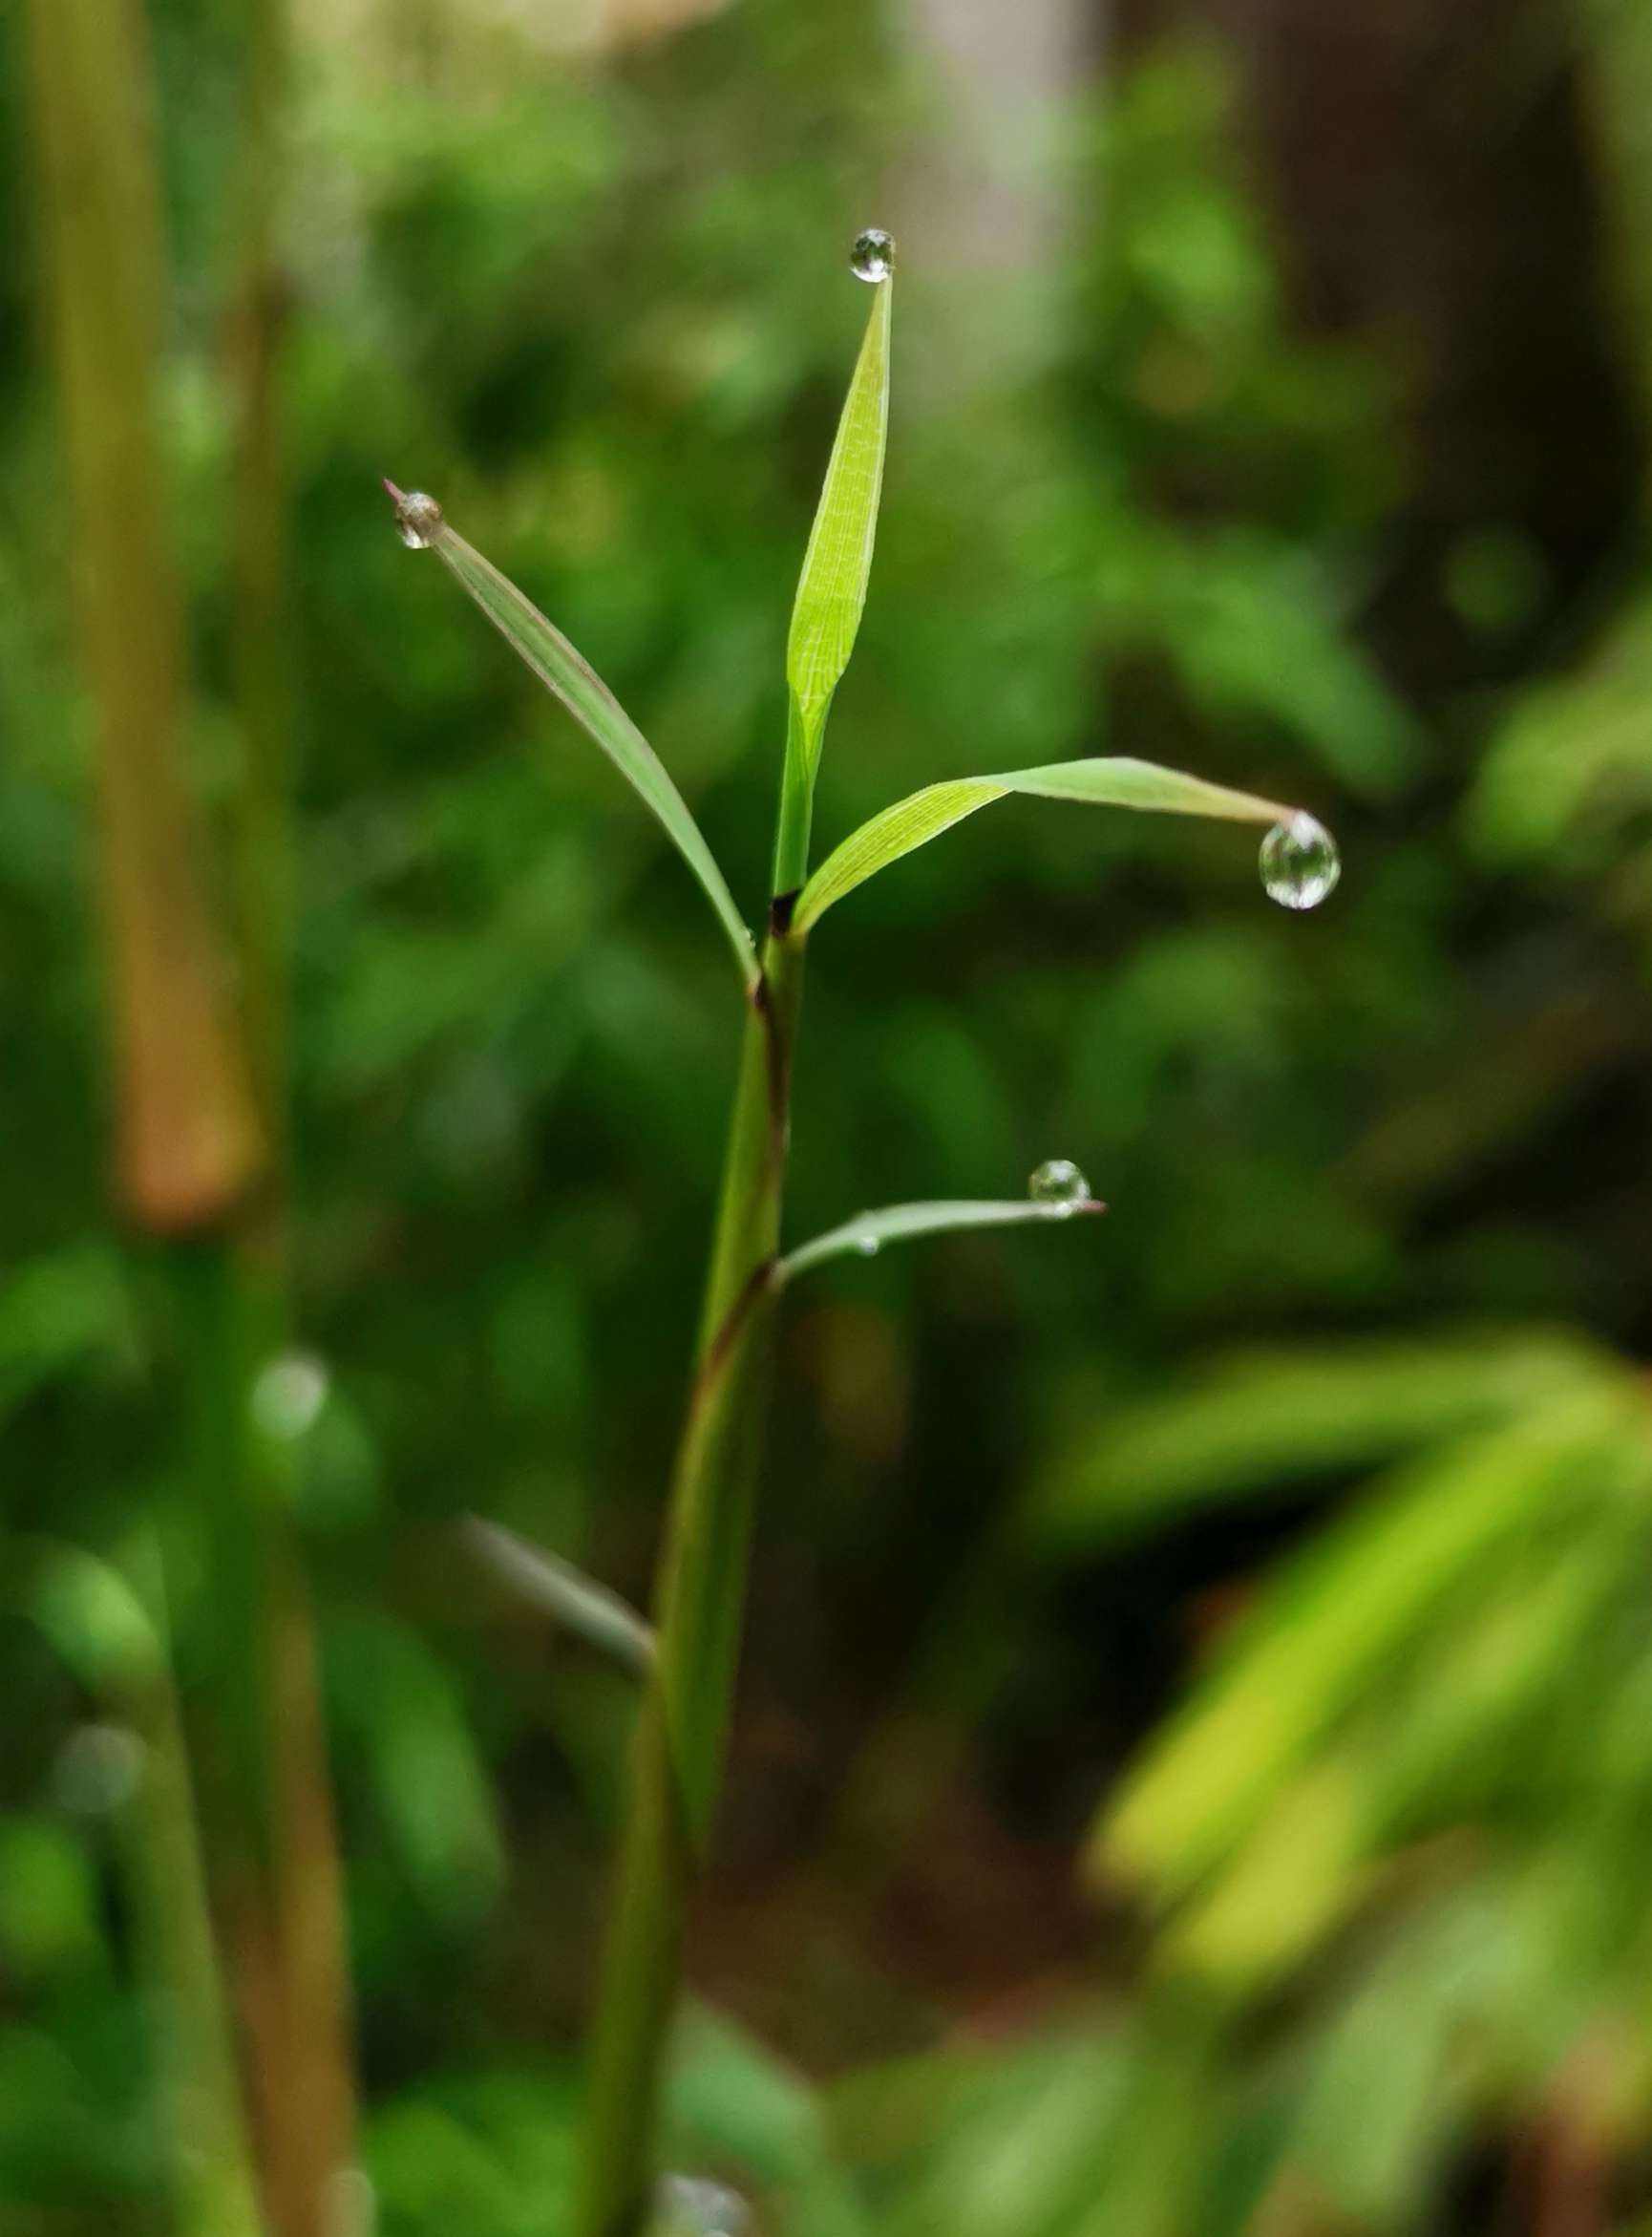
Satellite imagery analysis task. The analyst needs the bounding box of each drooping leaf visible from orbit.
[792,757,1296,934]
[397,495,757,986]
[775,1195,1104,1287]
[774,268,894,888]
[460,1518,655,1679]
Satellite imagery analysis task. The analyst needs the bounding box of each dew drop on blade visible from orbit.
[390,487,444,550]
[1028,1158,1090,1214]
[849,226,895,284]
[1259,812,1339,911]
[654,2173,752,2237]
[250,1352,330,1441]
[855,1228,881,1257]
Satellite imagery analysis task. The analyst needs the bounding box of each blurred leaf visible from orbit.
[0,1245,137,1420]
[1025,1327,1613,1554]
[328,1613,504,1927]
[26,1542,163,1699]
[667,2006,871,2237]
[1095,1383,1649,1900]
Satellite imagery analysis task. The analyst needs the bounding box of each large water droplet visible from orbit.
[250,1353,330,1442]
[654,2173,752,2237]
[849,227,895,284]
[389,486,444,549]
[1028,1158,1091,1214]
[1259,813,1339,911]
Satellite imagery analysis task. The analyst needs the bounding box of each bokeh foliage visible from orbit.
[6,0,1652,2228]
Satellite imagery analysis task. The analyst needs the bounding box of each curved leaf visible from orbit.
[776,1194,1104,1286]
[395,493,757,987]
[792,756,1296,933]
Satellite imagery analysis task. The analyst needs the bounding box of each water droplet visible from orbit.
[1259,812,1340,911]
[1028,1158,1091,1215]
[655,2174,752,2237]
[250,1353,330,1442]
[855,1228,881,1257]
[53,1724,144,1816]
[849,227,895,284]
[389,486,444,549]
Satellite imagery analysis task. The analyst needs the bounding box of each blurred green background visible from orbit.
[10,0,1652,2228]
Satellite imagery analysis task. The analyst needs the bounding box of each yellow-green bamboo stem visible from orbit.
[24,0,263,1235]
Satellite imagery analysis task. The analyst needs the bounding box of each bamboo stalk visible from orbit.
[27,4,356,2231]
[24,0,263,1236]
[224,0,360,2220]
[575,927,806,2237]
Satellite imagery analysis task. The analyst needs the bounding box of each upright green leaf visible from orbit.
[792,757,1299,934]
[774,267,894,890]
[390,489,757,987]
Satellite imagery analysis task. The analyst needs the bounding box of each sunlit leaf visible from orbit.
[1094,1386,1647,1900]
[792,757,1296,933]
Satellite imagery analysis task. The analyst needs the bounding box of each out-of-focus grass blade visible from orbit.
[399,496,757,988]
[459,1518,655,1679]
[793,757,1295,934]
[1091,1386,1645,1903]
[776,1195,1104,1286]
[774,271,893,890]
[1023,1328,1614,1557]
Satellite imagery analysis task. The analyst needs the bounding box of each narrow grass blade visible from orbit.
[774,267,893,890]
[792,756,1299,934]
[460,1517,655,1679]
[390,490,756,987]
[776,1194,1105,1285]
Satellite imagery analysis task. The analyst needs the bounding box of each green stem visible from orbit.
[575,927,806,2237]
[770,701,815,899]
[121,1533,267,2237]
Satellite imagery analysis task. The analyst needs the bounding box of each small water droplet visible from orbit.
[1028,1158,1091,1215]
[250,1353,330,1442]
[849,227,895,284]
[390,487,444,549]
[655,2174,752,2237]
[1259,812,1339,911]
[53,1724,144,1817]
[855,1228,881,1257]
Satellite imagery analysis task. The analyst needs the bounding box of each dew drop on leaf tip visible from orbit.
[1259,812,1340,911]
[385,481,444,549]
[1028,1158,1091,1214]
[849,226,895,283]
